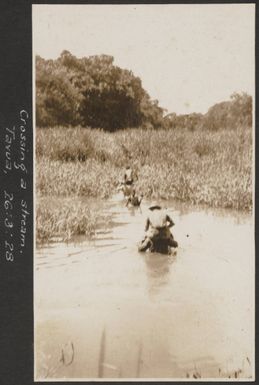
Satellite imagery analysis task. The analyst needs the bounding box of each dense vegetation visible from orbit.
[36,125,252,244]
[163,92,252,131]
[36,51,164,130]
[36,52,253,244]
[36,51,252,132]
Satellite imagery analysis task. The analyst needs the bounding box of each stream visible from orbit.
[35,195,254,380]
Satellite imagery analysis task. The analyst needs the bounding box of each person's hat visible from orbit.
[149,201,162,210]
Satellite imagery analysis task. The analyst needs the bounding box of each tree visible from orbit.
[163,112,203,130]
[36,51,164,130]
[36,55,82,127]
[202,92,252,130]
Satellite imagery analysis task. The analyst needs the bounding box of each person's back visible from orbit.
[148,209,168,229]
[124,167,133,185]
[138,203,178,252]
[124,165,138,186]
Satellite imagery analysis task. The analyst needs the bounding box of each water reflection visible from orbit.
[142,253,176,300]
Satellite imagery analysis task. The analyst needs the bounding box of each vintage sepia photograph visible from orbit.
[33,4,255,380]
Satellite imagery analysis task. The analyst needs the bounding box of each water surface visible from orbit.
[35,196,254,380]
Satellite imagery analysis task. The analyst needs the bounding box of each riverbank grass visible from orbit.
[36,197,104,245]
[36,126,252,244]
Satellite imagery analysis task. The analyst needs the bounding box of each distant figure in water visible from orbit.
[118,165,138,197]
[124,165,138,186]
[138,202,178,253]
[126,189,143,207]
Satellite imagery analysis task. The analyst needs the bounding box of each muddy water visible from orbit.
[35,195,254,380]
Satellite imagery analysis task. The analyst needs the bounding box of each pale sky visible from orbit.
[33,4,255,115]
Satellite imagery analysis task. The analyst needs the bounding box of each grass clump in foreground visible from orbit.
[36,126,252,244]
[36,198,102,245]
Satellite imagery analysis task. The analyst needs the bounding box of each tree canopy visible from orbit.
[202,92,252,131]
[163,92,252,131]
[36,51,252,131]
[36,51,164,130]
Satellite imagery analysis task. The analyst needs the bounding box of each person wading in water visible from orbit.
[138,202,178,253]
[118,165,138,197]
[126,189,143,207]
[124,165,138,186]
